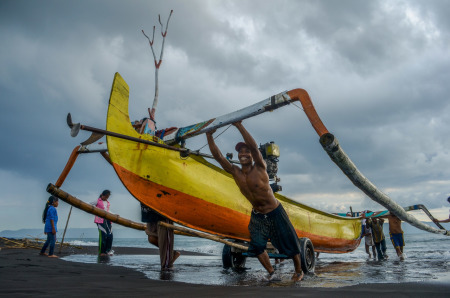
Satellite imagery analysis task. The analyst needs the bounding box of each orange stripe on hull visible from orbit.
[113,162,251,240]
[113,162,360,252]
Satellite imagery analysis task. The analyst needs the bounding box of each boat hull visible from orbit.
[106,72,362,253]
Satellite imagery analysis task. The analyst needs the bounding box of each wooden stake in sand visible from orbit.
[59,206,72,253]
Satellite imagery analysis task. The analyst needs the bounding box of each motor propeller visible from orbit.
[67,113,81,138]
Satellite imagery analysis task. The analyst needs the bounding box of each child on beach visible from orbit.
[94,190,114,257]
[40,196,59,258]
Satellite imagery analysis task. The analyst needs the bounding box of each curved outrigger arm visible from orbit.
[284,89,449,236]
[162,91,301,144]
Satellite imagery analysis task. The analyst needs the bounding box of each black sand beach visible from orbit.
[1,244,449,297]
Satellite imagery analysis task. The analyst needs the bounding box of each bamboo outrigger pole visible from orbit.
[282,89,450,236]
[47,183,146,231]
[58,206,72,254]
[319,133,450,236]
[46,183,249,250]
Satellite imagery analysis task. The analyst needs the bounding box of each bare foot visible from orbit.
[99,253,108,257]
[48,255,59,258]
[169,251,181,268]
[266,270,280,281]
[39,252,48,256]
[291,271,304,281]
[275,258,285,265]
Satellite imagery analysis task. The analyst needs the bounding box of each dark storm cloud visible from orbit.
[1,0,450,229]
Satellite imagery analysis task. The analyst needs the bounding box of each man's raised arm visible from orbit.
[206,130,234,174]
[233,121,265,168]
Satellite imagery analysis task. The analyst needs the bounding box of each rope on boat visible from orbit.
[196,124,232,151]
[319,133,450,236]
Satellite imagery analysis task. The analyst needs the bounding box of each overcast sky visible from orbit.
[1,0,450,232]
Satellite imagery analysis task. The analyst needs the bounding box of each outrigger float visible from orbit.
[48,72,449,273]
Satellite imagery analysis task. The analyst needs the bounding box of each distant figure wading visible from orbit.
[207,121,304,281]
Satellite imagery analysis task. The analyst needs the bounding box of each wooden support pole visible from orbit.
[158,221,248,251]
[59,206,72,253]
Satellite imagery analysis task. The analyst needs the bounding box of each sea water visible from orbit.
[62,231,450,287]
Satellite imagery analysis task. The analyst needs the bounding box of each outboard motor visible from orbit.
[259,141,282,192]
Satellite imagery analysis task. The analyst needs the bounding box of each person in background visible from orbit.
[362,218,377,259]
[386,213,405,260]
[367,217,388,261]
[94,190,113,257]
[141,203,180,269]
[433,196,450,223]
[40,196,59,258]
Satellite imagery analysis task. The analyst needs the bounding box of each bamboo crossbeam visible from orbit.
[46,184,193,237]
[158,221,249,251]
[47,183,147,231]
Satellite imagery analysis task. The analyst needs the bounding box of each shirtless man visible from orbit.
[206,121,303,281]
[386,214,405,260]
[433,197,450,223]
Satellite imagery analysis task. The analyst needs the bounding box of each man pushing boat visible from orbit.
[207,121,304,281]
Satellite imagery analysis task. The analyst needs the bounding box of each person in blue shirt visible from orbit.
[39,196,59,258]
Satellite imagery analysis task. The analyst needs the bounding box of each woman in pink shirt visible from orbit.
[95,190,113,256]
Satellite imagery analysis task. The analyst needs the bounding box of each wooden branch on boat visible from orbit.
[142,10,174,122]
[158,221,249,251]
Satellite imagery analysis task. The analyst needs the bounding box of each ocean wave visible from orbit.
[66,240,97,246]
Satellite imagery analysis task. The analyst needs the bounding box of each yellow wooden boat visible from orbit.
[106,72,362,254]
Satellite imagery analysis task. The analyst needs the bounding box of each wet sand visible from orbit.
[1,245,449,297]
